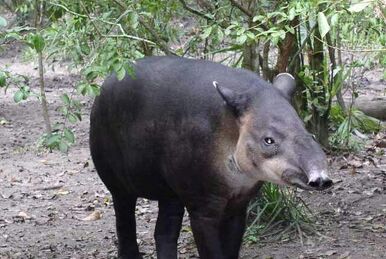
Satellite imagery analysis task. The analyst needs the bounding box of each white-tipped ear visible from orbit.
[273,73,296,100]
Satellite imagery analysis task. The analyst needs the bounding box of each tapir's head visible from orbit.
[214,73,332,191]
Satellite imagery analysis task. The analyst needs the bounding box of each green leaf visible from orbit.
[14,90,24,103]
[67,113,78,123]
[0,16,7,27]
[317,12,330,38]
[348,1,371,13]
[0,73,6,87]
[45,134,61,146]
[63,128,75,143]
[89,84,100,96]
[288,8,296,21]
[237,34,247,45]
[74,112,82,121]
[116,66,126,81]
[31,33,45,52]
[303,114,313,123]
[77,83,88,96]
[201,26,213,39]
[252,15,265,22]
[330,13,339,27]
[59,141,69,152]
[61,93,71,106]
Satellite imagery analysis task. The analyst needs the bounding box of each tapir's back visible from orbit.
[94,56,268,122]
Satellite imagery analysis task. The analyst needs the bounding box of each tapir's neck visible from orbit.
[212,112,260,197]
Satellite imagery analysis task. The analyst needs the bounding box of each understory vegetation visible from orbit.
[1,0,385,244]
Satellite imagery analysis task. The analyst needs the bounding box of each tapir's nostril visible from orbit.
[308,178,322,188]
[321,178,333,189]
[309,177,333,189]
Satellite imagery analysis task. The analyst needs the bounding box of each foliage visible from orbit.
[329,105,382,151]
[245,183,313,244]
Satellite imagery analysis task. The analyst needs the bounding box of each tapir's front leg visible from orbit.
[187,198,227,259]
[220,206,248,259]
[190,215,223,258]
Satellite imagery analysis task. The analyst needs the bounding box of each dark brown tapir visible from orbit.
[89,56,332,259]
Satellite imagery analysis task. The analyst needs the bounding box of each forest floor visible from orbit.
[0,43,385,259]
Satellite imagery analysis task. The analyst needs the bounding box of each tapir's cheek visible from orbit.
[259,158,289,184]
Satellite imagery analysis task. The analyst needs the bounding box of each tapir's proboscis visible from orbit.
[90,56,333,259]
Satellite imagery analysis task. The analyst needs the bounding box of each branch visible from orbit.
[138,17,174,55]
[313,34,386,53]
[50,2,156,45]
[229,0,253,17]
[112,0,174,55]
[178,0,215,21]
[50,2,87,18]
[197,0,215,12]
[288,25,316,69]
[80,1,102,37]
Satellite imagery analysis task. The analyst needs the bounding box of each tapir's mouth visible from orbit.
[281,169,333,191]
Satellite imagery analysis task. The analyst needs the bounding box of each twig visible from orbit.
[313,34,386,53]
[336,29,346,112]
[296,223,304,246]
[111,0,173,55]
[288,25,316,69]
[79,1,102,37]
[229,0,253,17]
[138,17,174,55]
[34,184,64,191]
[50,2,88,18]
[177,0,214,21]
[49,2,155,45]
[0,0,13,12]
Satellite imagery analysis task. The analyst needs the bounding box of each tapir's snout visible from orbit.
[307,170,333,190]
[282,169,333,191]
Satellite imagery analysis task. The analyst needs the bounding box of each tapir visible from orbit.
[89,56,332,259]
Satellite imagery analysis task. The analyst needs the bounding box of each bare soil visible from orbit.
[0,43,385,259]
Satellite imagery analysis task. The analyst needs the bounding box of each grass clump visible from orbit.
[245,183,314,244]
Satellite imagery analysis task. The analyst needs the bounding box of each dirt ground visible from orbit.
[0,43,385,259]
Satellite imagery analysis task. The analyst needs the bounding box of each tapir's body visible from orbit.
[90,56,332,259]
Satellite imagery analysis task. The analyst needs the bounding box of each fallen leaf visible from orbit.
[322,250,337,256]
[338,251,350,259]
[348,160,363,168]
[82,210,101,221]
[40,159,48,165]
[0,118,9,125]
[83,161,89,168]
[18,211,32,220]
[56,189,69,195]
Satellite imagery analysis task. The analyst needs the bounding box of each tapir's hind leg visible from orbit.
[112,194,142,259]
[154,199,185,259]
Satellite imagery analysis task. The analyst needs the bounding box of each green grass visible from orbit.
[244,183,315,244]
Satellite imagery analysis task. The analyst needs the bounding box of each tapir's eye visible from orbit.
[264,137,275,145]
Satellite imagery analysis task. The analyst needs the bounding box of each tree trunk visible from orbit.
[275,19,297,73]
[242,42,259,73]
[310,20,329,147]
[36,0,52,134]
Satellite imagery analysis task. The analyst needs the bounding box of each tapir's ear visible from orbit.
[273,73,296,100]
[213,81,249,116]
